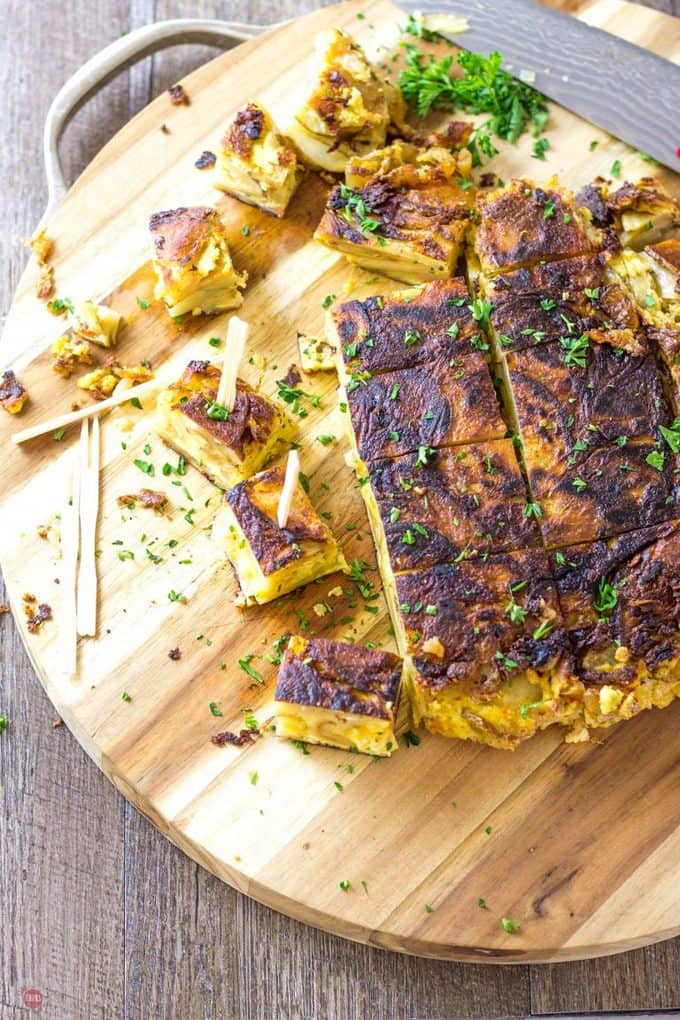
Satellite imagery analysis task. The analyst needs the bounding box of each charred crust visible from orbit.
[396,552,570,694]
[148,207,220,265]
[226,466,328,575]
[0,369,26,412]
[475,179,597,272]
[275,637,402,717]
[347,353,505,462]
[225,104,266,158]
[507,339,671,442]
[489,253,639,352]
[335,279,477,374]
[170,362,277,459]
[366,442,540,570]
[553,522,680,686]
[211,728,259,747]
[194,150,217,169]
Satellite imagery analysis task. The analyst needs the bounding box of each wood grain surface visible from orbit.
[1,0,679,1017]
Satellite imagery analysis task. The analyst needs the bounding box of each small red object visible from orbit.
[677,145,680,158]
[22,989,44,1010]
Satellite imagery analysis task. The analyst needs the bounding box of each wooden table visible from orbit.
[1,0,678,1016]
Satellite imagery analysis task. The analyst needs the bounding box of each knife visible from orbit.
[396,0,680,169]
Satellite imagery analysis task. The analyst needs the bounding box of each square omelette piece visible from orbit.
[484,252,640,355]
[505,333,671,442]
[473,179,601,277]
[155,359,294,491]
[215,101,303,217]
[552,522,680,733]
[274,636,403,756]
[330,278,481,377]
[393,551,579,750]
[149,206,247,317]
[343,351,506,463]
[506,340,680,545]
[213,466,348,605]
[358,439,541,573]
[314,164,474,284]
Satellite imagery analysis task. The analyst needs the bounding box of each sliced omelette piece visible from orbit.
[330,278,482,377]
[155,359,294,490]
[357,439,541,573]
[578,176,680,250]
[505,338,680,546]
[297,333,336,373]
[274,635,403,755]
[314,164,474,284]
[393,551,579,750]
[472,178,602,277]
[70,300,123,348]
[552,522,680,733]
[149,206,247,317]
[213,465,348,605]
[341,351,506,463]
[483,252,640,356]
[286,29,398,173]
[215,102,303,217]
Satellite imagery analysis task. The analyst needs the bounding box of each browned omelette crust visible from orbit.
[576,177,680,241]
[365,439,540,571]
[275,637,402,719]
[474,179,600,275]
[169,360,279,460]
[647,326,680,412]
[507,337,671,442]
[486,253,640,353]
[224,103,265,159]
[551,522,680,687]
[507,340,679,545]
[223,102,297,168]
[334,279,480,375]
[148,207,222,271]
[310,37,387,142]
[645,238,680,285]
[346,351,506,461]
[316,164,473,262]
[396,549,571,695]
[225,466,329,575]
[0,369,27,414]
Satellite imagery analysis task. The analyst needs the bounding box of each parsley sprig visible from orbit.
[399,46,548,164]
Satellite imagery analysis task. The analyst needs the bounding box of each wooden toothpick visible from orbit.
[216,316,249,412]
[277,449,300,529]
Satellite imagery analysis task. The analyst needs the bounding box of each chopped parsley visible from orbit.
[660,418,680,454]
[593,577,617,617]
[399,46,549,165]
[560,333,589,369]
[646,448,665,471]
[501,917,519,933]
[532,137,550,161]
[209,702,222,717]
[610,159,622,178]
[133,458,154,476]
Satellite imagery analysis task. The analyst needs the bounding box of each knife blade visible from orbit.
[396,0,680,169]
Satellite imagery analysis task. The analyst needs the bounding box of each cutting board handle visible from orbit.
[36,17,278,232]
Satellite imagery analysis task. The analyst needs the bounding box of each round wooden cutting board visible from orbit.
[1,0,679,964]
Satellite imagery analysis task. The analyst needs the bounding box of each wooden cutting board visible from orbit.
[1,0,679,964]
